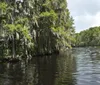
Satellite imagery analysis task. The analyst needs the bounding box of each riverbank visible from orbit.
[0,50,60,63]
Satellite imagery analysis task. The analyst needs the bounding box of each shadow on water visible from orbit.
[1,47,100,85]
[0,50,77,85]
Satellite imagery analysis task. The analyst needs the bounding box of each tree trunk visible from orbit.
[12,35,16,58]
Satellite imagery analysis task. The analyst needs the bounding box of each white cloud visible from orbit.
[67,0,100,32]
[74,12,100,32]
[91,12,100,27]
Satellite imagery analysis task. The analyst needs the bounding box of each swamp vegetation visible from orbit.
[1,1,100,85]
[0,0,75,60]
[75,26,100,47]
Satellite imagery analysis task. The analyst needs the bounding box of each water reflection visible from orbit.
[73,47,100,85]
[0,47,100,85]
[0,50,76,85]
[54,51,77,85]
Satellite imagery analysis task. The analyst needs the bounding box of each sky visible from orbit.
[67,0,100,33]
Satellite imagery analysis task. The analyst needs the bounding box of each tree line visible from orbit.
[74,26,100,47]
[0,0,75,59]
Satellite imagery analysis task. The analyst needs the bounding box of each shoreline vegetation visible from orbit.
[0,1,99,63]
[74,26,100,47]
[0,0,75,62]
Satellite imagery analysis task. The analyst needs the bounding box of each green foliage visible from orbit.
[75,26,100,46]
[0,0,75,58]
[40,10,57,19]
[0,2,7,11]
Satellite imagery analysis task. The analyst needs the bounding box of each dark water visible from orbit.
[0,47,100,85]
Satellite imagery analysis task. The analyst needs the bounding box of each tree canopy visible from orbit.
[0,0,75,59]
[75,26,100,47]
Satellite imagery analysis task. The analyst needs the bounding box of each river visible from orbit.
[0,47,100,85]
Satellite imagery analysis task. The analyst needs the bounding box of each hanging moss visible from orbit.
[0,0,75,59]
